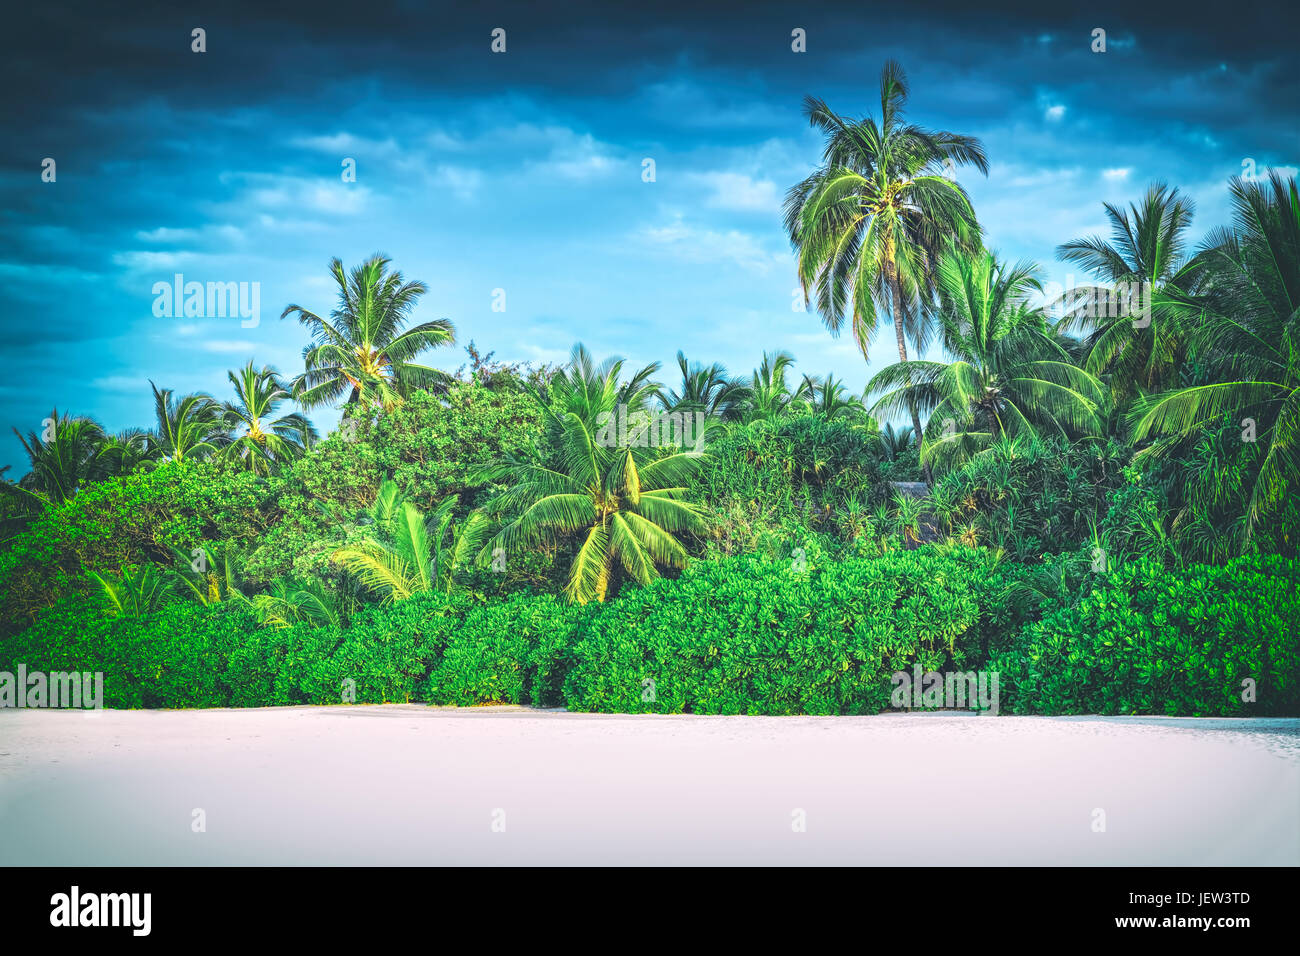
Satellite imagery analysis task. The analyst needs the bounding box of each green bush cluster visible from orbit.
[991,555,1299,716]
[0,381,545,633]
[3,549,1293,716]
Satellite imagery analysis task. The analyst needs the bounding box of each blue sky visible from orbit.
[1,0,1297,473]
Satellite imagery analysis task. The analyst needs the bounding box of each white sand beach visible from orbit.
[1,706,1296,865]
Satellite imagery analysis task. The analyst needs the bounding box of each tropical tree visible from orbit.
[220,361,317,474]
[149,382,225,463]
[477,357,707,602]
[95,428,159,478]
[879,422,916,461]
[12,411,107,504]
[655,351,751,421]
[794,373,865,420]
[332,480,490,603]
[171,544,246,607]
[1128,172,1300,544]
[747,350,798,421]
[867,246,1106,469]
[89,564,173,619]
[541,343,660,434]
[1056,182,1202,402]
[281,254,456,412]
[251,578,344,629]
[784,59,988,471]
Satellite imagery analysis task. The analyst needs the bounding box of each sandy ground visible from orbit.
[1,706,1297,865]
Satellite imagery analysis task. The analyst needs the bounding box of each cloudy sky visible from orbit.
[1,0,1296,472]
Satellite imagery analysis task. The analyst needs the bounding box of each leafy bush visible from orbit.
[6,549,1293,717]
[991,555,1300,716]
[563,548,1009,714]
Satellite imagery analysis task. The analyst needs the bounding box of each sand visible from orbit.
[1,706,1296,865]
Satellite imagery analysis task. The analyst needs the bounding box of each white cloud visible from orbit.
[201,339,259,354]
[1102,167,1131,181]
[1044,105,1066,121]
[432,164,483,199]
[634,216,788,274]
[91,375,149,393]
[687,171,780,212]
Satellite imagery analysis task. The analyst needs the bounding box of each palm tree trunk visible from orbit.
[891,277,933,484]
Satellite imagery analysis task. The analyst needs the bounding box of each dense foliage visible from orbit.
[3,90,1297,716]
[3,551,1291,716]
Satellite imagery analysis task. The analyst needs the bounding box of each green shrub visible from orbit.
[424,593,589,706]
[563,548,1008,714]
[992,555,1300,716]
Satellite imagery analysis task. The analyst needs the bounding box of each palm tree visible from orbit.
[784,60,988,473]
[747,350,798,421]
[1056,182,1202,402]
[95,428,159,478]
[281,254,456,411]
[541,343,660,432]
[879,422,917,461]
[332,480,491,603]
[149,383,226,463]
[1128,172,1300,541]
[477,362,707,602]
[794,373,864,420]
[221,361,317,474]
[171,544,247,607]
[867,246,1106,469]
[12,411,107,504]
[655,351,751,421]
[89,564,173,619]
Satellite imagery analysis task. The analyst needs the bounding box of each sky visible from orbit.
[1,0,1297,473]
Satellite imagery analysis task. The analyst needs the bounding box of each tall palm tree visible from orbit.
[1056,182,1202,403]
[12,410,107,504]
[1129,172,1300,541]
[477,352,706,602]
[867,246,1106,469]
[784,60,988,474]
[655,351,752,421]
[747,350,797,421]
[149,383,225,463]
[281,254,456,411]
[221,361,317,474]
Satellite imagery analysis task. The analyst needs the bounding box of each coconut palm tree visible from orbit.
[1056,182,1202,403]
[784,60,988,473]
[476,380,707,603]
[12,411,108,504]
[149,383,226,463]
[89,564,173,619]
[867,246,1106,469]
[655,351,752,421]
[879,422,917,461]
[281,254,456,412]
[220,361,317,474]
[332,480,491,603]
[794,373,864,420]
[1128,172,1300,540]
[541,343,660,432]
[747,350,798,421]
[95,428,159,478]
